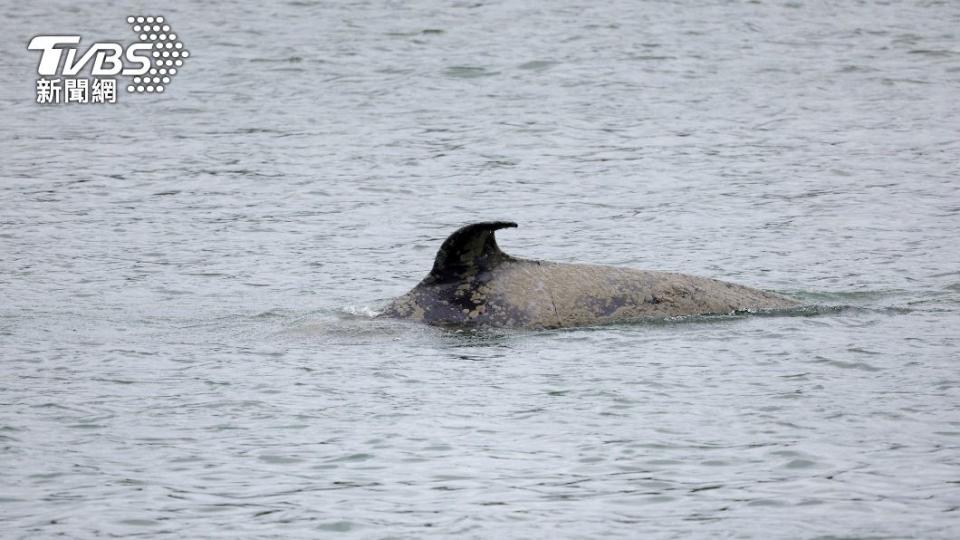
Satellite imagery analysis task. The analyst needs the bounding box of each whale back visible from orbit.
[380,222,799,328]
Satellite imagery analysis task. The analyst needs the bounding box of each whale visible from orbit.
[379,221,798,329]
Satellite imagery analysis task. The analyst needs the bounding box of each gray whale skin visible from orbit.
[380,221,798,329]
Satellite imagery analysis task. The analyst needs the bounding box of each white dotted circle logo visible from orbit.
[126,15,188,94]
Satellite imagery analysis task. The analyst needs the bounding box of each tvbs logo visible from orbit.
[28,36,152,77]
[27,16,189,104]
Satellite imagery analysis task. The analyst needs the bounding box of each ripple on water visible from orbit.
[3,0,960,538]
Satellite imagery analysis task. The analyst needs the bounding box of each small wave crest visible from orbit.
[338,304,382,319]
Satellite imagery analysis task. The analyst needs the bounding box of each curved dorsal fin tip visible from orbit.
[426,221,518,282]
[470,221,517,230]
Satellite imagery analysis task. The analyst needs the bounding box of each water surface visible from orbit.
[2,0,959,537]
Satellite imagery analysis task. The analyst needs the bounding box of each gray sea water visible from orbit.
[2,0,960,538]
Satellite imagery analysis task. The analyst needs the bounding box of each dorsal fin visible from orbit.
[425,221,518,283]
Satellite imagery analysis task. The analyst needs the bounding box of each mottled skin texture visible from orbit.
[380,222,798,329]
